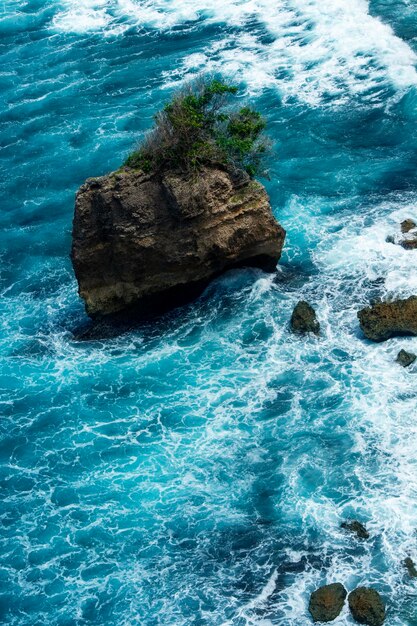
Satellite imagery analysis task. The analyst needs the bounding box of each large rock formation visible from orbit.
[71,166,285,318]
[309,583,347,622]
[358,297,417,342]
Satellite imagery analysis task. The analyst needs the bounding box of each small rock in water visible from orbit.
[309,583,347,622]
[348,587,385,626]
[404,556,417,578]
[358,296,417,342]
[396,349,416,368]
[290,300,320,335]
[401,219,416,233]
[341,520,370,540]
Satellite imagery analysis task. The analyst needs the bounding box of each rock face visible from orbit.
[358,297,417,342]
[309,583,347,622]
[341,520,370,540]
[396,349,416,367]
[71,166,285,317]
[290,300,320,335]
[348,588,385,626]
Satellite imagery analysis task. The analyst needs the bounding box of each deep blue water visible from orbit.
[1,1,417,624]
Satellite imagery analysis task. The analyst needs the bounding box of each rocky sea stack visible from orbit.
[71,165,285,317]
[71,78,285,318]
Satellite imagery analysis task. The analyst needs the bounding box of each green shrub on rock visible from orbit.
[125,77,270,177]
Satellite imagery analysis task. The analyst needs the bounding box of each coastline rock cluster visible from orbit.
[71,166,285,318]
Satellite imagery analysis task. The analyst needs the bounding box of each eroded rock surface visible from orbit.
[71,166,285,317]
[309,583,347,622]
[358,297,417,342]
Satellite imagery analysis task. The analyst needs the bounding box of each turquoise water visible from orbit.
[1,1,417,624]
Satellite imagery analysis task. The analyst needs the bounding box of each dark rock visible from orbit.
[348,588,385,626]
[290,300,320,335]
[401,219,416,233]
[309,583,347,622]
[396,349,416,367]
[71,166,285,318]
[358,297,417,342]
[341,520,370,540]
[404,557,417,578]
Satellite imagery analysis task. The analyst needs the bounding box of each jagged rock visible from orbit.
[404,557,417,578]
[348,588,385,626]
[290,300,320,335]
[358,297,417,342]
[71,166,285,317]
[396,349,416,367]
[401,219,416,233]
[341,520,370,540]
[309,583,347,622]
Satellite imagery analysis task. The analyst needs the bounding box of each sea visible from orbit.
[1,1,417,624]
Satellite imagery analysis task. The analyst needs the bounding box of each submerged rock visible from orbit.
[309,583,347,622]
[348,588,385,626]
[404,557,417,578]
[396,349,416,367]
[341,520,370,540]
[71,166,285,317]
[358,297,417,342]
[290,300,320,335]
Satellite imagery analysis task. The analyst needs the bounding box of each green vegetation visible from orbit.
[125,77,270,177]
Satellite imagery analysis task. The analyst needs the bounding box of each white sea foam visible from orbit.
[52,0,417,105]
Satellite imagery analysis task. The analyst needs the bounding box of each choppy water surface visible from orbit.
[1,1,417,624]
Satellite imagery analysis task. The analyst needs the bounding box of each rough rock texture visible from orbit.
[71,166,285,317]
[358,297,417,342]
[396,349,416,367]
[309,583,347,622]
[341,520,370,540]
[404,557,417,578]
[348,588,385,626]
[290,300,320,335]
